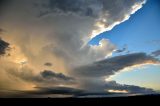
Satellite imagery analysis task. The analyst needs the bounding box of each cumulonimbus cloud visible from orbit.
[36,0,146,38]
[0,0,146,70]
[1,0,159,97]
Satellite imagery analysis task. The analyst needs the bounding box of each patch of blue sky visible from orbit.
[89,0,160,55]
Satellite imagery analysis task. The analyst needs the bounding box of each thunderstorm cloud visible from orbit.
[0,0,159,98]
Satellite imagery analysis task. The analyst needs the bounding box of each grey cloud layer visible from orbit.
[105,81,155,94]
[73,53,159,77]
[8,68,75,86]
[0,83,156,98]
[41,70,74,81]
[38,0,103,17]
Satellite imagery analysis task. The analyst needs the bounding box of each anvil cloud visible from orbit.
[0,0,159,97]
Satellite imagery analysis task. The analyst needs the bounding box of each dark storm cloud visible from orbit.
[105,81,156,94]
[8,69,75,85]
[38,0,102,17]
[38,0,145,18]
[0,83,156,98]
[0,87,84,98]
[73,53,159,77]
[32,87,83,95]
[26,85,148,97]
[151,50,160,57]
[75,81,157,97]
[44,62,52,67]
[0,38,9,56]
[41,70,75,81]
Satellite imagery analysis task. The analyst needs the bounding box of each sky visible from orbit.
[90,0,160,53]
[90,0,160,91]
[0,0,160,98]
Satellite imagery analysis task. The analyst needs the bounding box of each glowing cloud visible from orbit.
[108,89,128,93]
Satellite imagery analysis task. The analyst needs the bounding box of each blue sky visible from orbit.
[89,0,160,54]
[111,65,160,91]
[89,0,160,91]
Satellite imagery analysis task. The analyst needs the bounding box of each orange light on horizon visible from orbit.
[108,89,128,93]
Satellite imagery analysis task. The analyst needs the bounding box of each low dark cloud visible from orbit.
[0,83,157,98]
[44,62,52,67]
[36,0,102,18]
[8,69,75,86]
[0,87,83,98]
[21,86,127,97]
[105,81,156,94]
[33,87,83,95]
[73,53,159,77]
[0,38,9,56]
[151,50,160,57]
[71,53,159,93]
[41,70,75,81]
[37,0,145,19]
[115,45,128,53]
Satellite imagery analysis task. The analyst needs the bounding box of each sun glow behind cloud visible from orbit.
[108,89,128,93]
[4,45,28,64]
